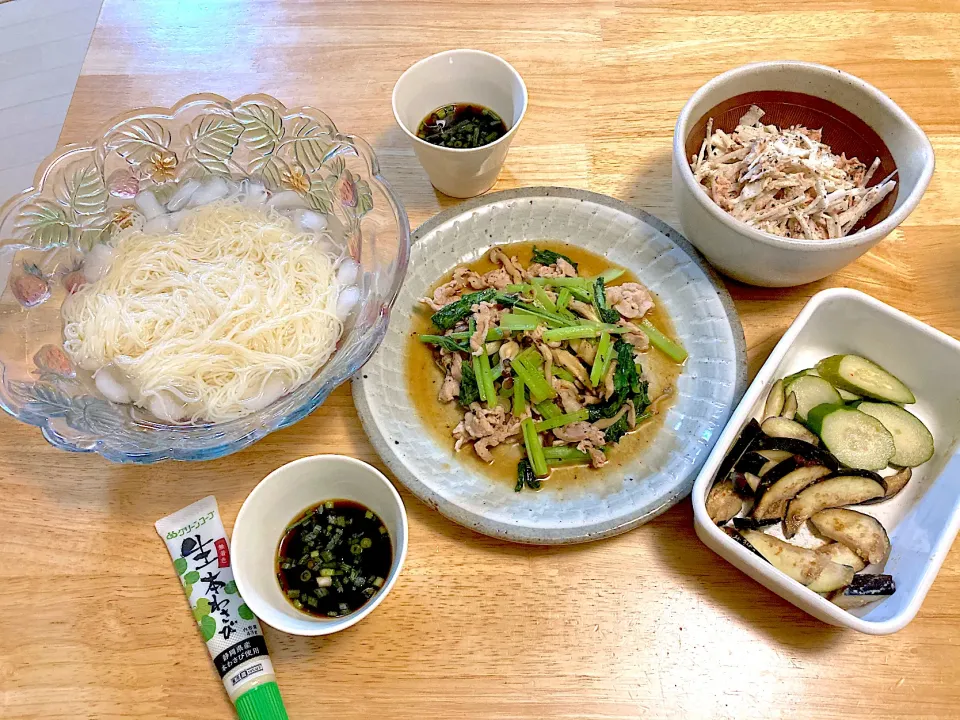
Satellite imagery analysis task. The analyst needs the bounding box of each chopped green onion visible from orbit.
[364,510,374,520]
[360,537,372,549]
[590,331,614,386]
[512,375,526,416]
[521,418,549,477]
[324,501,334,509]
[286,589,301,599]
[534,408,589,432]
[373,577,384,588]
[320,568,336,577]
[535,400,561,419]
[511,356,556,403]
[640,319,688,363]
[300,570,312,582]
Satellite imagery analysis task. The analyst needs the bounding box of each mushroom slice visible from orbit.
[764,379,785,420]
[761,417,820,445]
[809,508,890,565]
[739,529,827,586]
[752,465,832,522]
[830,573,896,609]
[782,476,885,538]
[706,479,742,524]
[816,542,867,572]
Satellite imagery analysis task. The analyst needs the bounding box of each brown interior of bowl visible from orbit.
[684,90,899,235]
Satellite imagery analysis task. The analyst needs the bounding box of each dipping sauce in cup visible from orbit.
[393,49,528,198]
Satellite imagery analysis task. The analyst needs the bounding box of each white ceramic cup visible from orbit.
[231,454,408,636]
[393,49,528,198]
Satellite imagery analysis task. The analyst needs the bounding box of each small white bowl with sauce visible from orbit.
[232,455,408,636]
[393,49,528,198]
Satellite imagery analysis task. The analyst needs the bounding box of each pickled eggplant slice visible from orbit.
[755,437,841,470]
[784,375,841,422]
[806,404,895,471]
[817,542,867,572]
[740,529,827,586]
[736,451,769,477]
[761,417,820,446]
[821,468,884,484]
[733,471,762,496]
[807,558,856,594]
[782,476,885,538]
[715,419,762,484]
[723,527,764,559]
[856,402,934,468]
[782,391,799,420]
[830,573,896,609]
[752,465,832,522]
[809,508,890,565]
[732,515,779,530]
[816,355,915,405]
[764,379,785,420]
[706,479,742,525]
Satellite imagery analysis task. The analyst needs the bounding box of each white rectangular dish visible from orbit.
[691,288,960,634]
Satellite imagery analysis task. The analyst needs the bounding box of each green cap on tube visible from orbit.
[234,681,289,720]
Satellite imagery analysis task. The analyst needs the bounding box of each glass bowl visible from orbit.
[0,93,410,463]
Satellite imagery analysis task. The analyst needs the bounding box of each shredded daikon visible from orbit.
[62,201,344,423]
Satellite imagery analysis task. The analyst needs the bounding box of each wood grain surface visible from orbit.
[3,1,960,718]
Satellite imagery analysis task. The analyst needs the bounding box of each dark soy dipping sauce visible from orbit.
[416,103,508,149]
[276,499,392,618]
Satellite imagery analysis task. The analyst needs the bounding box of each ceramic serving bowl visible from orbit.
[672,61,935,287]
[0,93,409,463]
[692,289,960,634]
[393,49,527,198]
[232,455,408,636]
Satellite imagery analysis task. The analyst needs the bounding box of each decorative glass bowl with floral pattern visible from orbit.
[0,93,409,462]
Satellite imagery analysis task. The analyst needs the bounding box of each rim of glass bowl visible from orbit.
[0,93,410,463]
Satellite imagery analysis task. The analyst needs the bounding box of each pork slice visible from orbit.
[605,283,654,319]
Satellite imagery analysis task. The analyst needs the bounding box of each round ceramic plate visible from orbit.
[353,187,746,544]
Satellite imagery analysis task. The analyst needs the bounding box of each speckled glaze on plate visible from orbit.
[353,187,746,544]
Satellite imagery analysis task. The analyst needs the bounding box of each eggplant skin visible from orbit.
[861,467,913,505]
[723,527,765,559]
[822,468,884,484]
[732,516,779,530]
[755,436,841,471]
[830,573,896,609]
[736,451,769,477]
[715,419,762,484]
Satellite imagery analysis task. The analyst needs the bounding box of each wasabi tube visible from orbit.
[156,496,288,720]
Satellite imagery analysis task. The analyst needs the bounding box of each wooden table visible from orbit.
[3,1,959,718]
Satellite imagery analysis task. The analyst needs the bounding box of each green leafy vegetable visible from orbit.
[459,362,481,407]
[604,411,631,443]
[534,408,589,432]
[531,246,578,270]
[419,334,470,353]
[515,459,541,492]
[521,418,549,477]
[587,341,650,421]
[640,319,687,363]
[592,277,620,325]
[430,289,498,330]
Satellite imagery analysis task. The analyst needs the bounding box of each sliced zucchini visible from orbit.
[809,508,890,565]
[785,375,842,421]
[830,573,895,609]
[706,479,742,525]
[740,529,827,586]
[856,402,934,468]
[836,387,861,402]
[817,542,867,572]
[755,437,840,471]
[736,451,769,477]
[752,465,832,522]
[764,379,785,420]
[761,417,820,445]
[807,559,856,594]
[782,391,799,420]
[782,475,885,538]
[806,404,895,471]
[816,355,916,405]
[714,419,762,484]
